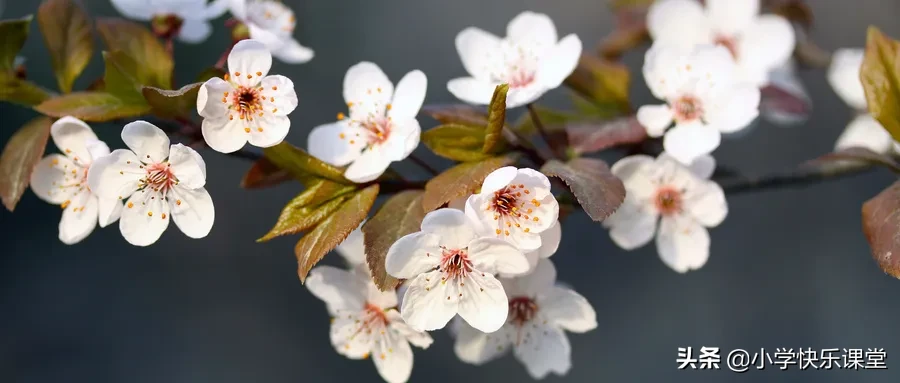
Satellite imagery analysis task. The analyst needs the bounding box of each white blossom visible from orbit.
[29,117,123,244]
[337,224,367,267]
[307,265,431,383]
[308,62,427,183]
[385,208,530,333]
[448,11,582,108]
[227,0,314,64]
[453,259,596,379]
[828,48,900,154]
[464,167,560,252]
[87,121,214,246]
[604,153,727,273]
[196,39,298,153]
[110,0,227,43]
[647,0,795,87]
[639,44,760,164]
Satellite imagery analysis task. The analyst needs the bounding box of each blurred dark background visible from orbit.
[3,0,900,382]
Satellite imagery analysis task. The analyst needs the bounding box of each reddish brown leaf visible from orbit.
[566,116,647,155]
[241,157,292,189]
[421,104,489,127]
[0,117,52,211]
[811,147,900,173]
[541,158,625,221]
[423,155,516,212]
[862,181,900,278]
[363,190,426,290]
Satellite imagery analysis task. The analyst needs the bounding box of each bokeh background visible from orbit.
[3,0,900,382]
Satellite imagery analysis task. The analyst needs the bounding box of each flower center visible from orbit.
[654,186,683,216]
[672,95,703,122]
[231,86,264,121]
[714,34,739,60]
[508,296,538,327]
[493,41,540,88]
[360,118,392,146]
[362,303,389,328]
[151,14,184,40]
[141,162,177,196]
[487,184,544,237]
[439,247,473,280]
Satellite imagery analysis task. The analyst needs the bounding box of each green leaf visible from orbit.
[142,83,202,119]
[0,117,51,211]
[34,91,150,122]
[421,124,490,162]
[483,84,508,154]
[421,104,489,127]
[258,179,358,242]
[103,50,148,101]
[263,142,351,184]
[363,190,426,290]
[241,157,292,189]
[0,16,31,71]
[861,26,900,142]
[862,180,900,278]
[96,17,172,89]
[196,67,226,83]
[0,72,52,106]
[541,158,625,222]
[37,0,93,93]
[296,184,379,283]
[423,155,517,212]
[564,54,631,116]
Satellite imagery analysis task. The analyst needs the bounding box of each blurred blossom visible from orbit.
[760,60,812,126]
[639,44,760,164]
[385,208,530,333]
[464,167,560,252]
[447,11,582,108]
[111,0,227,43]
[604,153,727,273]
[30,117,122,244]
[828,48,900,154]
[647,0,795,87]
[308,62,427,183]
[306,266,432,383]
[227,0,314,63]
[197,39,299,153]
[88,121,214,246]
[453,259,596,380]
[337,223,367,267]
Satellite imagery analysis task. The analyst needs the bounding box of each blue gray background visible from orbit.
[2,0,900,382]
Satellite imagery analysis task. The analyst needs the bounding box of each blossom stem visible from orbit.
[407,153,439,176]
[165,37,175,57]
[715,162,874,196]
[526,103,563,160]
[214,44,234,70]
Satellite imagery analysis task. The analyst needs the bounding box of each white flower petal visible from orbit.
[260,75,299,116]
[344,147,392,183]
[705,85,760,133]
[736,15,796,86]
[606,202,658,250]
[538,286,597,333]
[227,39,272,87]
[391,118,421,161]
[306,265,367,314]
[536,34,582,89]
[168,185,214,239]
[636,104,674,137]
[457,271,509,333]
[121,121,170,163]
[663,122,721,165]
[506,11,557,48]
[835,115,894,153]
[308,120,366,166]
[684,180,727,227]
[120,190,170,247]
[385,232,442,279]
[504,258,557,298]
[337,225,367,266]
[50,116,97,165]
[343,62,394,120]
[705,0,759,35]
[167,144,206,189]
[270,38,314,64]
[447,77,498,105]
[421,208,478,249]
[201,117,248,154]
[400,271,459,331]
[177,19,212,44]
[110,0,154,20]
[647,0,711,49]
[388,70,427,121]
[371,330,414,383]
[196,77,233,119]
[828,48,867,110]
[536,221,561,259]
[467,237,529,277]
[329,310,371,359]
[85,139,110,163]
[610,154,657,200]
[248,114,290,148]
[367,282,399,311]
[659,153,716,180]
[643,43,689,100]
[86,149,143,201]
[97,196,123,228]
[481,166,518,193]
[504,83,548,109]
[58,191,98,245]
[455,27,502,80]
[657,216,710,273]
[386,310,433,349]
[30,155,80,204]
[453,318,513,365]
[513,322,571,379]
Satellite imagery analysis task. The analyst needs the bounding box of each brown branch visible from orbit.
[716,162,875,196]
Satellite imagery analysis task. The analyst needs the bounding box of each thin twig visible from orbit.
[526,103,563,160]
[407,153,439,176]
[716,162,875,196]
